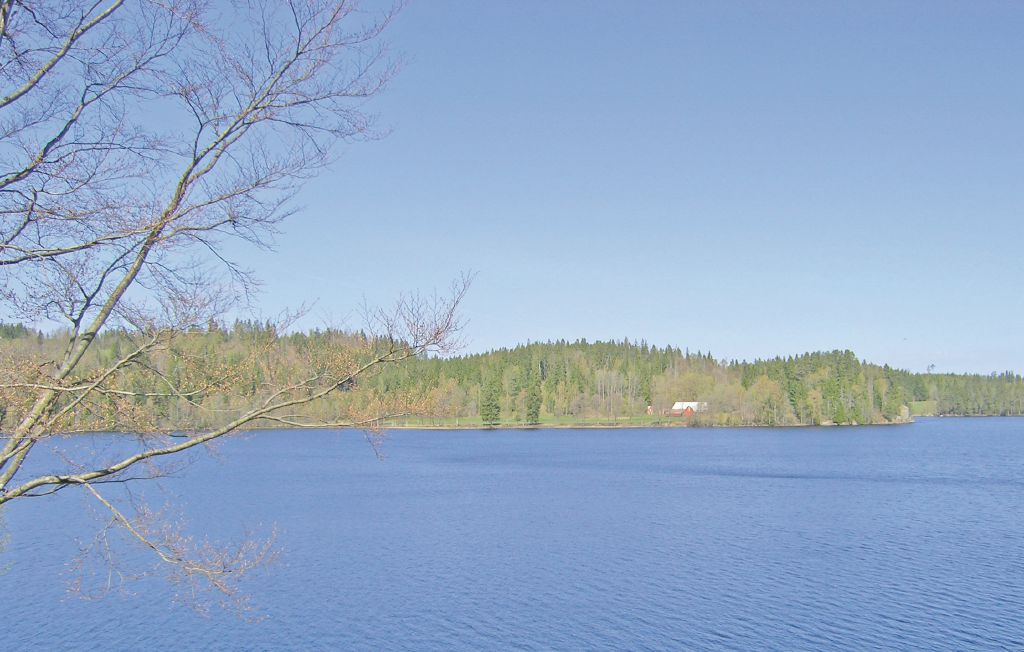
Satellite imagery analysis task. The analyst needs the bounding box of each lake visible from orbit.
[3,418,1023,650]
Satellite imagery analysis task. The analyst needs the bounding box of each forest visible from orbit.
[2,323,1023,431]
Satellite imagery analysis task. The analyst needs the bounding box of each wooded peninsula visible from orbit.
[2,321,1021,431]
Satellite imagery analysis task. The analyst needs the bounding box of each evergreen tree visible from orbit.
[480,377,502,426]
[526,376,542,425]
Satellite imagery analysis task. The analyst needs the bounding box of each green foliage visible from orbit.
[383,343,1024,427]
[480,376,501,426]
[525,374,542,425]
[2,324,1021,429]
[909,400,938,416]
[0,322,33,339]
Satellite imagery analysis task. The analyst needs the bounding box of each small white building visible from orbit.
[669,401,708,416]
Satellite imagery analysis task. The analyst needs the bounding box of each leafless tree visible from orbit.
[0,0,465,610]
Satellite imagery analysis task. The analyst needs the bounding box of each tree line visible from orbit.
[4,324,1023,430]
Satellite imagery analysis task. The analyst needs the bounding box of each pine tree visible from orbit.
[526,376,542,425]
[480,377,501,426]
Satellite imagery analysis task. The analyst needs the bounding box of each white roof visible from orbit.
[672,401,707,410]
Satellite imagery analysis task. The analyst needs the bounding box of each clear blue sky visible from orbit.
[233,1,1023,374]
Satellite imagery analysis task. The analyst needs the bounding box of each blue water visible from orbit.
[3,418,1024,650]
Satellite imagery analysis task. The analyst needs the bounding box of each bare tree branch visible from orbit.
[0,0,468,610]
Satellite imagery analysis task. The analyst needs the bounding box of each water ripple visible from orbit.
[3,418,1024,650]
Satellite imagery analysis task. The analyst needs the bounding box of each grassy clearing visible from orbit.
[909,400,938,416]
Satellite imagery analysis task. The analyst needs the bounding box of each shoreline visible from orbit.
[84,416,1024,437]
[377,419,917,431]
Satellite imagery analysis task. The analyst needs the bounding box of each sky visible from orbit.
[227,1,1023,374]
